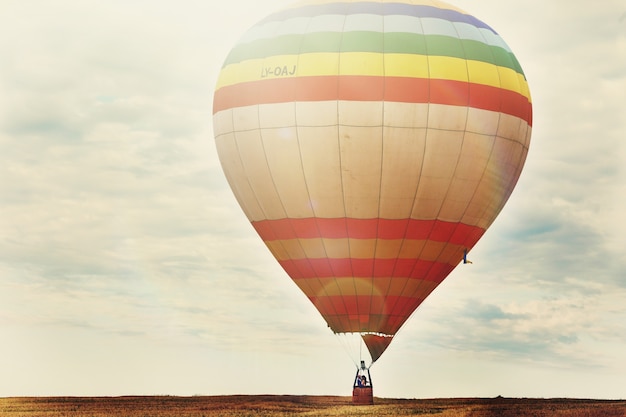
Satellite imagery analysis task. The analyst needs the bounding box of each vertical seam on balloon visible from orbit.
[457,21,506,248]
[342,1,363,333]
[411,16,474,304]
[335,5,354,333]
[217,112,258,219]
[368,2,387,337]
[223,109,250,216]
[257,51,289,218]
[383,6,431,327]
[294,13,343,326]
[233,121,267,219]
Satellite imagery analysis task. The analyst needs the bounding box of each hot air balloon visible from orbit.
[212,0,532,402]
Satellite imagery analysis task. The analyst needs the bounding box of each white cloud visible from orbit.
[1,0,626,399]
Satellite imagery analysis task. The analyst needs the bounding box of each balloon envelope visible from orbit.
[213,0,532,363]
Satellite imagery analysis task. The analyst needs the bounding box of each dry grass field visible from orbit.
[1,395,626,417]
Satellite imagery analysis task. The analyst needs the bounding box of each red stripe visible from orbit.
[251,218,485,246]
[280,258,455,281]
[213,75,532,125]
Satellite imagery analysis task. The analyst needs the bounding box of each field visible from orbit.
[2,395,626,417]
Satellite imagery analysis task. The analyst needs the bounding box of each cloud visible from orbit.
[1,0,626,398]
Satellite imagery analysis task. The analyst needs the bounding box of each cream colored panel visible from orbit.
[462,180,494,228]
[422,129,464,179]
[517,121,531,150]
[411,128,464,219]
[493,137,520,178]
[259,102,296,129]
[437,130,495,222]
[296,101,338,126]
[466,107,499,136]
[518,122,530,149]
[215,132,264,221]
[454,132,494,181]
[298,126,346,218]
[478,195,501,227]
[232,105,260,131]
[492,137,526,198]
[464,155,506,229]
[497,112,523,141]
[384,102,429,129]
[512,145,529,193]
[212,109,234,136]
[523,125,532,150]
[379,127,426,218]
[413,177,451,219]
[438,178,480,221]
[427,103,468,131]
[235,129,286,219]
[339,101,383,127]
[262,127,314,218]
[349,238,376,259]
[340,125,383,219]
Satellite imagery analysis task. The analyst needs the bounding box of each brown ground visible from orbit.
[1,395,626,416]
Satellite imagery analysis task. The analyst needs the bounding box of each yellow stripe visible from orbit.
[216,52,531,100]
[427,55,469,82]
[266,238,466,262]
[384,54,430,78]
[517,72,532,103]
[339,52,384,76]
[293,276,440,298]
[297,53,339,77]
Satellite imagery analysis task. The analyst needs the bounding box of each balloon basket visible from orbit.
[352,387,373,405]
[352,360,374,405]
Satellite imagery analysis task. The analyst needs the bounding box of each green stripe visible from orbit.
[224,32,525,75]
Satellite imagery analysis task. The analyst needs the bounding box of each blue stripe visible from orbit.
[260,2,497,33]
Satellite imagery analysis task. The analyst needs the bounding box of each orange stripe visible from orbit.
[280,258,455,281]
[252,218,485,246]
[311,295,428,334]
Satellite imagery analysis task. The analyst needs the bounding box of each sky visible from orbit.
[1,0,626,400]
